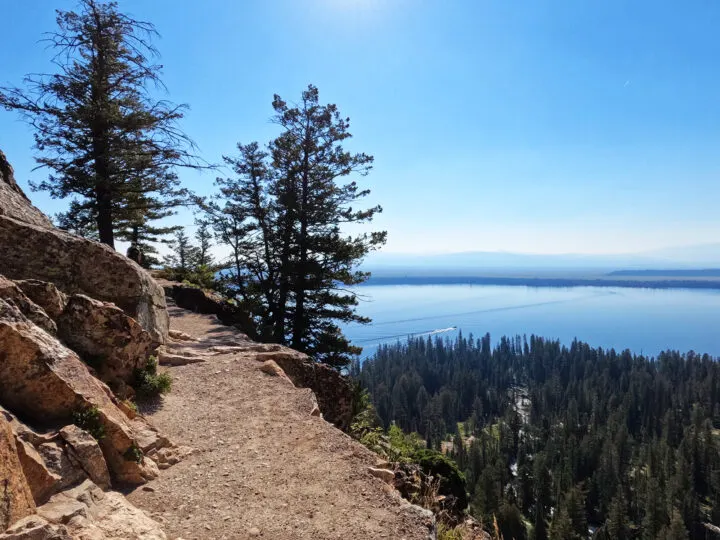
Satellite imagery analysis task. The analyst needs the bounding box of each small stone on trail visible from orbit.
[248,527,261,536]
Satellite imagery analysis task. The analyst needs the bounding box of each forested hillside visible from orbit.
[354,334,720,539]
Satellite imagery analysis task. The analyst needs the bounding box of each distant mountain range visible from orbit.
[363,243,720,275]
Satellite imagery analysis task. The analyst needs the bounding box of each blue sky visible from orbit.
[2,0,720,255]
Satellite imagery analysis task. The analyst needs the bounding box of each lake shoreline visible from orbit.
[344,283,720,358]
[364,275,720,290]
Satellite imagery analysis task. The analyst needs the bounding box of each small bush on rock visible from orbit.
[133,356,172,398]
[123,443,143,463]
[411,448,468,513]
[437,523,465,540]
[122,399,138,414]
[72,406,105,440]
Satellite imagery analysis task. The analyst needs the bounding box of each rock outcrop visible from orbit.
[59,426,111,490]
[37,440,91,496]
[2,481,166,540]
[0,276,56,334]
[0,154,168,344]
[57,295,154,389]
[0,150,53,229]
[14,437,60,506]
[0,215,169,344]
[0,151,178,538]
[254,348,354,431]
[0,299,159,485]
[0,416,36,531]
[0,159,169,344]
[15,280,67,320]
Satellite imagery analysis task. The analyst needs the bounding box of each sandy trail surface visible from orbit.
[128,305,433,540]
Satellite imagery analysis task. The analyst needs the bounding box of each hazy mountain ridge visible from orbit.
[364,243,720,273]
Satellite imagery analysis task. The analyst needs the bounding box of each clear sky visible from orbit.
[2,0,720,255]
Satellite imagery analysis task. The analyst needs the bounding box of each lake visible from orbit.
[341,285,720,359]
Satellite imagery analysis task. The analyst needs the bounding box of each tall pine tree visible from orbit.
[0,0,200,249]
[206,86,386,367]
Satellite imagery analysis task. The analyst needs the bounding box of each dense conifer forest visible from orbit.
[353,334,720,539]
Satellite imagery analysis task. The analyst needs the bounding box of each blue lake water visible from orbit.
[341,285,720,359]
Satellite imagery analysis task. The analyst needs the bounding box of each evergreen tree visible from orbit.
[642,476,668,539]
[117,193,182,268]
[548,506,574,540]
[604,491,631,540]
[194,219,214,268]
[55,200,99,240]
[203,142,274,334]
[532,454,551,540]
[0,0,199,248]
[496,501,527,540]
[206,86,385,367]
[658,508,689,540]
[163,229,198,280]
[269,85,386,366]
[358,330,720,538]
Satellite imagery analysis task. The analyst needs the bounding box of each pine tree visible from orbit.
[206,86,385,367]
[548,506,574,540]
[496,501,527,540]
[0,0,199,249]
[658,508,689,540]
[163,229,199,280]
[55,200,99,240]
[532,454,552,540]
[565,486,588,539]
[641,476,667,540]
[269,85,386,366]
[194,219,214,268]
[604,491,631,540]
[117,191,182,267]
[203,141,275,334]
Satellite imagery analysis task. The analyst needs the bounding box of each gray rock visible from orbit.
[0,215,169,345]
[0,150,53,229]
[0,276,56,334]
[0,149,168,344]
[0,299,158,485]
[36,442,87,493]
[59,425,111,490]
[0,515,71,540]
[57,294,154,387]
[15,280,67,320]
[36,480,167,539]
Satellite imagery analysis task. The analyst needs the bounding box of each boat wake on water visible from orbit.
[356,326,457,344]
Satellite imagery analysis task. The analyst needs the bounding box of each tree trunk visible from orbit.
[95,183,114,248]
[292,185,308,350]
[274,232,290,345]
[291,137,311,350]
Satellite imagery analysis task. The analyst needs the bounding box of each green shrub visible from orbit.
[411,448,468,511]
[387,423,426,462]
[122,399,138,414]
[437,522,465,540]
[123,442,143,463]
[72,406,106,440]
[133,356,172,398]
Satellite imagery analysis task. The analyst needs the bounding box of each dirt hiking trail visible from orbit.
[127,304,434,540]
